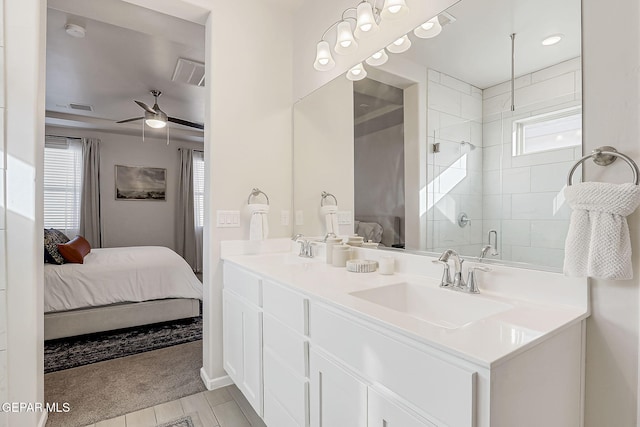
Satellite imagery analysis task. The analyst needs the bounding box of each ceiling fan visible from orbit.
[117,90,204,130]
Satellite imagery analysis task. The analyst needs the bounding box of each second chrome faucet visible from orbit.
[432,249,490,294]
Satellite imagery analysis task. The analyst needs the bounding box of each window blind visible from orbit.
[193,151,205,228]
[44,140,82,236]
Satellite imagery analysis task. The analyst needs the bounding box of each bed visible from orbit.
[44,246,203,340]
[355,215,403,248]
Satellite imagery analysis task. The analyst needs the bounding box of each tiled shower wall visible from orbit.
[426,70,484,255]
[482,57,582,268]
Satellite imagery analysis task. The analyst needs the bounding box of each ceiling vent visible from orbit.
[69,103,93,112]
[172,58,205,87]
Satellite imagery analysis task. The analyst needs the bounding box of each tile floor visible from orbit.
[87,384,266,427]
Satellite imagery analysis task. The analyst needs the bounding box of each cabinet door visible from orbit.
[309,349,367,427]
[223,290,263,416]
[368,388,436,427]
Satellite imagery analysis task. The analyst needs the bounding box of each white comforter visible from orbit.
[44,246,203,313]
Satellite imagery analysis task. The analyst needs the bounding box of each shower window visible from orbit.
[513,106,582,156]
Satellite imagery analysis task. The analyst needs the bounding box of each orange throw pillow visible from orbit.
[57,235,92,264]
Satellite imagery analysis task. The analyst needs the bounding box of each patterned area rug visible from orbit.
[44,316,202,373]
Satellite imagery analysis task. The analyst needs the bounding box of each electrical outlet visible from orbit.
[295,210,304,226]
[337,211,352,225]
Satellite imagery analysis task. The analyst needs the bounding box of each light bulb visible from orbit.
[145,119,167,129]
[354,1,379,39]
[414,16,442,39]
[365,49,389,66]
[313,40,335,71]
[346,63,367,81]
[335,21,358,55]
[381,0,409,20]
[387,34,411,53]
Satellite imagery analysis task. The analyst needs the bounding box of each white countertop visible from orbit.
[222,243,589,369]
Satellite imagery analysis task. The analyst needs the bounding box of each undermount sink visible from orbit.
[349,282,513,329]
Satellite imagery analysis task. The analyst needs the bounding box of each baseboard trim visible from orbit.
[200,368,233,390]
[37,411,48,427]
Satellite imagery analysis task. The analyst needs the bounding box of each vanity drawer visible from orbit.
[263,279,309,335]
[264,313,308,377]
[310,302,476,427]
[223,262,262,306]
[264,348,309,427]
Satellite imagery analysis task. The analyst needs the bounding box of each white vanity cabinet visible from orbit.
[222,259,586,427]
[222,264,263,416]
[262,279,310,427]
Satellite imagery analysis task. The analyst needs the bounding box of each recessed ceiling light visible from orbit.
[542,34,563,46]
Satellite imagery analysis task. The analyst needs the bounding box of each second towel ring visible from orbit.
[321,191,338,207]
[248,188,270,205]
[567,146,639,186]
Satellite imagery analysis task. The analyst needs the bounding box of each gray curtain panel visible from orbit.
[79,138,102,247]
[177,148,199,271]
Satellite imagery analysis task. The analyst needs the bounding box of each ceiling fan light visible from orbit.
[335,21,358,55]
[386,34,411,53]
[314,40,336,71]
[414,16,442,39]
[365,49,389,66]
[354,2,379,39]
[346,63,367,81]
[145,118,167,129]
[381,0,409,20]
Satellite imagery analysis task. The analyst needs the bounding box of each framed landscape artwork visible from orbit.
[115,165,166,201]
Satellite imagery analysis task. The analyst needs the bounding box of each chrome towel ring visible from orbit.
[320,191,338,207]
[248,188,270,205]
[567,146,639,186]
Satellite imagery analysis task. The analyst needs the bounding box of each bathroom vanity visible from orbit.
[221,240,589,427]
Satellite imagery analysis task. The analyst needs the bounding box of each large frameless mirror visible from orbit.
[293,0,582,271]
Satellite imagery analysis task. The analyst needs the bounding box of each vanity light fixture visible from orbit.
[354,1,379,38]
[335,20,359,55]
[386,34,412,53]
[365,48,389,66]
[542,34,563,46]
[314,40,336,71]
[346,63,367,81]
[414,15,442,39]
[381,0,409,20]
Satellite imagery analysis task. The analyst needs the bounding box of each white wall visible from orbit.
[582,0,640,425]
[202,0,295,386]
[293,76,354,237]
[426,69,483,255]
[482,58,582,269]
[4,0,46,425]
[45,126,204,251]
[0,0,6,424]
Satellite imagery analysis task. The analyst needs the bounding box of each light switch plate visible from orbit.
[281,210,290,226]
[216,210,240,228]
[337,211,352,225]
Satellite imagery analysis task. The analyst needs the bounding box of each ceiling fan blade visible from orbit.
[168,116,204,130]
[135,100,158,114]
[116,117,144,124]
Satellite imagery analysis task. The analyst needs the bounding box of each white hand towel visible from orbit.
[248,204,269,241]
[564,182,640,279]
[320,205,339,235]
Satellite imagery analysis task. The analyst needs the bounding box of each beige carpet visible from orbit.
[45,340,206,427]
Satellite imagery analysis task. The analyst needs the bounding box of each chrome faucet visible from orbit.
[432,249,490,294]
[292,234,316,258]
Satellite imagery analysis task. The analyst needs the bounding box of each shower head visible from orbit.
[460,141,477,150]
